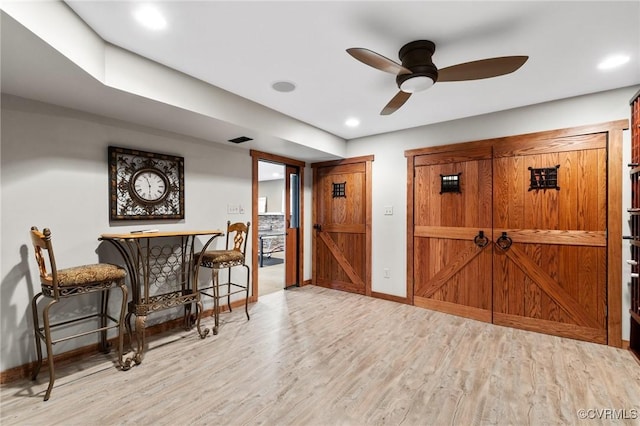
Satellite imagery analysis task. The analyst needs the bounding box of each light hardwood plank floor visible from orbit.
[1,286,639,425]
[258,251,284,296]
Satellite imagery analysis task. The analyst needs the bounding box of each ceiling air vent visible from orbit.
[228,136,253,144]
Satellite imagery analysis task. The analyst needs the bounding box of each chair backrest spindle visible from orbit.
[226,221,250,255]
[30,226,58,291]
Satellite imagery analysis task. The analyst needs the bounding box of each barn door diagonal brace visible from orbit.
[418,243,489,298]
[502,245,600,329]
[317,230,365,289]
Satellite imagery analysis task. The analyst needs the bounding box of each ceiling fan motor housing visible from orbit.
[396,40,439,92]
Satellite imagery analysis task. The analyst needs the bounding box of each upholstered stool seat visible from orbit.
[199,250,245,268]
[49,264,126,286]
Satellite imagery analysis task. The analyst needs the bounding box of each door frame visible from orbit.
[311,155,374,296]
[250,150,306,302]
[405,119,628,347]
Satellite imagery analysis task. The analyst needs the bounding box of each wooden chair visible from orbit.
[197,221,250,334]
[29,227,128,401]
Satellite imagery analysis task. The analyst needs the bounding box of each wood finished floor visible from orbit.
[1,285,639,425]
[258,252,284,297]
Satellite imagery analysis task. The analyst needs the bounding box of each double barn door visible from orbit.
[408,123,625,345]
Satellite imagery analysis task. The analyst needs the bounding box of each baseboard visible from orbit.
[371,291,410,305]
[0,299,248,385]
[302,279,312,286]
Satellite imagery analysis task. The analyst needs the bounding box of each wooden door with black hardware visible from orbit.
[408,121,625,346]
[312,156,372,295]
[412,143,494,322]
[492,134,608,344]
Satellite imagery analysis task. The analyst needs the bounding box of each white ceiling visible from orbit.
[258,161,285,182]
[63,1,640,140]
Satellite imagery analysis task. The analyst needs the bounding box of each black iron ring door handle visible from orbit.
[496,232,513,250]
[473,230,489,248]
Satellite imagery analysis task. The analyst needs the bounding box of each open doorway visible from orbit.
[251,150,305,301]
[257,161,286,296]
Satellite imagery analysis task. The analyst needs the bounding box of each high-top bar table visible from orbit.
[100,230,222,367]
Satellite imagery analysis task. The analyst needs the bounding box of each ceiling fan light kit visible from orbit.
[399,76,435,93]
[347,39,528,115]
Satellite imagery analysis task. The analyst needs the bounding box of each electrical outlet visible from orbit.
[384,205,393,215]
[227,204,240,214]
[384,268,390,278]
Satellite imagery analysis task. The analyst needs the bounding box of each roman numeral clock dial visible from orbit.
[132,169,168,203]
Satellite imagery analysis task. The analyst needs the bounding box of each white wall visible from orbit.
[258,179,285,214]
[0,94,256,371]
[346,85,640,341]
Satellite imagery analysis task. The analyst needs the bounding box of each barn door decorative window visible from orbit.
[528,165,560,191]
[440,173,462,194]
[332,182,346,198]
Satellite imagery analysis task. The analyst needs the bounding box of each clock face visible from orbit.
[131,169,168,203]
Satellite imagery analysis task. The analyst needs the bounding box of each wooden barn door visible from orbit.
[492,134,608,344]
[412,143,494,322]
[312,156,373,295]
[407,120,626,346]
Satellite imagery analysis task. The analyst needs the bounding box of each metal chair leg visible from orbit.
[99,290,110,353]
[212,268,220,335]
[42,299,58,401]
[31,293,44,381]
[226,267,232,312]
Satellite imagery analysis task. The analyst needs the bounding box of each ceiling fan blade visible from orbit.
[438,56,528,82]
[381,91,412,115]
[347,48,412,75]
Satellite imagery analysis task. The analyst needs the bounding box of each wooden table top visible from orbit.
[100,230,224,240]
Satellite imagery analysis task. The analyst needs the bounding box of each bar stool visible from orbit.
[197,221,250,334]
[29,227,128,401]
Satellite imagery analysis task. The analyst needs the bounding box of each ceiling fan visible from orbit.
[347,40,528,115]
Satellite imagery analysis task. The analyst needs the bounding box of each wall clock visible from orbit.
[108,146,185,221]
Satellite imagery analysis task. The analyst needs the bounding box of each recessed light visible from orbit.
[133,5,167,31]
[272,81,296,93]
[598,54,630,70]
[345,118,360,128]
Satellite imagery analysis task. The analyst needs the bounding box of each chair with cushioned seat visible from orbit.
[29,226,128,401]
[197,221,250,334]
